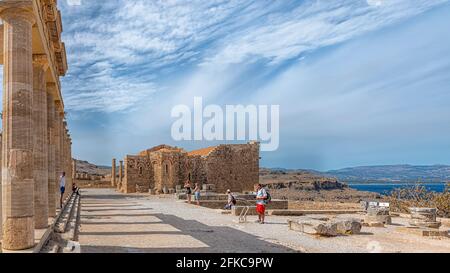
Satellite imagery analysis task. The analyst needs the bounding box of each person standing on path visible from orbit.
[193,183,201,205]
[184,180,192,204]
[255,183,268,224]
[59,172,66,209]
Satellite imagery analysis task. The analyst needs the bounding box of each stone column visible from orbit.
[111,158,116,187]
[32,55,49,229]
[72,158,76,181]
[64,129,72,199]
[119,160,124,184]
[1,7,36,250]
[62,124,69,200]
[46,91,56,216]
[54,105,63,209]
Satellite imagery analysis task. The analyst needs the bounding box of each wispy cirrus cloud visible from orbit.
[59,0,448,113]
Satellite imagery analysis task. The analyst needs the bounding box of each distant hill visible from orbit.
[74,159,111,176]
[259,168,346,190]
[323,165,450,183]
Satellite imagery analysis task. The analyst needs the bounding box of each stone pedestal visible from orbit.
[1,7,36,250]
[409,207,441,229]
[363,207,391,227]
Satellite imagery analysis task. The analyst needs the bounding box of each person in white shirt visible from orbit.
[254,183,268,224]
[59,172,66,209]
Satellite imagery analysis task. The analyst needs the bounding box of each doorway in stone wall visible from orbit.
[162,160,172,193]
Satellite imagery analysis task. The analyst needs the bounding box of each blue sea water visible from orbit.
[348,183,447,195]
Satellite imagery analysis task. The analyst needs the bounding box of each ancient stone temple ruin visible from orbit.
[114,142,260,194]
[0,0,73,250]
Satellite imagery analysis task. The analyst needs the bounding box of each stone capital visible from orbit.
[33,54,50,71]
[0,6,36,25]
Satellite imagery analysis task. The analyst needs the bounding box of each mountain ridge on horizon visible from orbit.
[263,164,450,183]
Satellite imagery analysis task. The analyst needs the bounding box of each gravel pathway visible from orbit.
[78,189,450,253]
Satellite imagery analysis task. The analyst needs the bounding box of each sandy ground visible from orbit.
[78,189,450,253]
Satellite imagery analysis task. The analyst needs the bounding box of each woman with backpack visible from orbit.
[224,189,236,210]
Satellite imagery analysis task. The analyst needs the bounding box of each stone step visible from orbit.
[55,193,77,233]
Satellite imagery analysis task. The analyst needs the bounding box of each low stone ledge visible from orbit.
[196,199,288,210]
[396,227,449,238]
[271,209,362,216]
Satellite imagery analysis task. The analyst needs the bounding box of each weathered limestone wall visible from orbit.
[123,155,152,193]
[205,142,260,193]
[120,142,260,194]
[186,156,207,187]
[150,151,186,192]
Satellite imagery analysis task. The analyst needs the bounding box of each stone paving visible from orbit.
[78,189,450,253]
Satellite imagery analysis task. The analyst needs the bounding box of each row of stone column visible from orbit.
[0,8,72,251]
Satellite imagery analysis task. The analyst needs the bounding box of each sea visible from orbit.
[347,182,447,195]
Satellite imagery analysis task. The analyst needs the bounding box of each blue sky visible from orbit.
[4,0,450,171]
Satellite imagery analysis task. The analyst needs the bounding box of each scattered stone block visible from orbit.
[288,218,361,237]
[364,215,392,226]
[287,219,305,232]
[335,219,362,235]
[314,222,339,237]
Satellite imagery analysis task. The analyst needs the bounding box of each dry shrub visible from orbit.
[387,183,450,218]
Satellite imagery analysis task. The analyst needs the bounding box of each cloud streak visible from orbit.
[59,0,448,113]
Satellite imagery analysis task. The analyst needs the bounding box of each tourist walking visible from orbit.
[193,183,201,205]
[254,183,268,224]
[59,172,66,209]
[184,180,192,204]
[224,189,236,210]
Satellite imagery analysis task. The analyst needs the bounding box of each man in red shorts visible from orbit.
[254,183,268,224]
